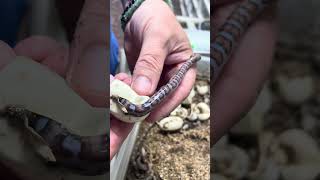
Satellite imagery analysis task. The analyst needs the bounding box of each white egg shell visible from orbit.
[196,83,209,95]
[196,102,210,121]
[187,104,199,121]
[110,79,150,123]
[157,116,184,131]
[277,75,314,105]
[170,106,189,119]
[182,88,195,105]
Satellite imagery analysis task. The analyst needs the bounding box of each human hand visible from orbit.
[212,0,277,144]
[109,0,198,160]
[110,73,134,159]
[123,0,197,122]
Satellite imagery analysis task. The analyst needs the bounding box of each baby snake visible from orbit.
[211,0,275,81]
[112,53,201,117]
[1,106,108,176]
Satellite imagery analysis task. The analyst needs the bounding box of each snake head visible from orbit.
[111,95,125,106]
[111,95,129,114]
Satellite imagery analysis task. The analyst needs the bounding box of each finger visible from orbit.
[131,35,168,96]
[14,36,68,77]
[41,48,69,77]
[0,41,16,70]
[14,36,63,62]
[211,15,277,144]
[110,118,134,159]
[114,73,129,80]
[115,73,132,85]
[67,0,108,107]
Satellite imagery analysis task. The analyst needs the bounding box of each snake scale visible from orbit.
[1,106,108,176]
[211,0,275,81]
[112,54,201,117]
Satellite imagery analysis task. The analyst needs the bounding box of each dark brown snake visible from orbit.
[211,0,275,82]
[1,106,108,176]
[112,53,201,117]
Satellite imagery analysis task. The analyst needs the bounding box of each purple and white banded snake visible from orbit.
[111,53,201,117]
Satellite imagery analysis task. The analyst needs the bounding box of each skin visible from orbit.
[12,0,108,107]
[0,0,277,174]
[110,0,196,159]
[111,0,277,158]
[211,0,277,144]
[0,0,194,166]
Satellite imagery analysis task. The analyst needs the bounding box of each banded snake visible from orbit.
[211,0,275,81]
[111,54,201,117]
[0,0,275,177]
[1,106,108,176]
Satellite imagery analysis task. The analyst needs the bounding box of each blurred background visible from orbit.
[111,0,211,180]
[0,1,109,179]
[212,0,320,179]
[0,0,76,47]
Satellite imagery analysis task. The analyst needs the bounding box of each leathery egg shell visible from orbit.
[110,79,150,123]
[157,116,184,131]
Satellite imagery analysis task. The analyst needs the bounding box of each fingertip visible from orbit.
[14,36,62,62]
[110,117,134,159]
[114,72,130,80]
[115,73,132,85]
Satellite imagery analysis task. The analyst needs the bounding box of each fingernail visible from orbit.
[132,76,151,95]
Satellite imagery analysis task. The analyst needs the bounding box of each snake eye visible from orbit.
[117,97,125,106]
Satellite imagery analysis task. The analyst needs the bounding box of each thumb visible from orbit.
[66,0,108,107]
[131,39,168,95]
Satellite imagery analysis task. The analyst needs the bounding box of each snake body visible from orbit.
[2,106,108,176]
[112,54,201,117]
[211,0,274,81]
